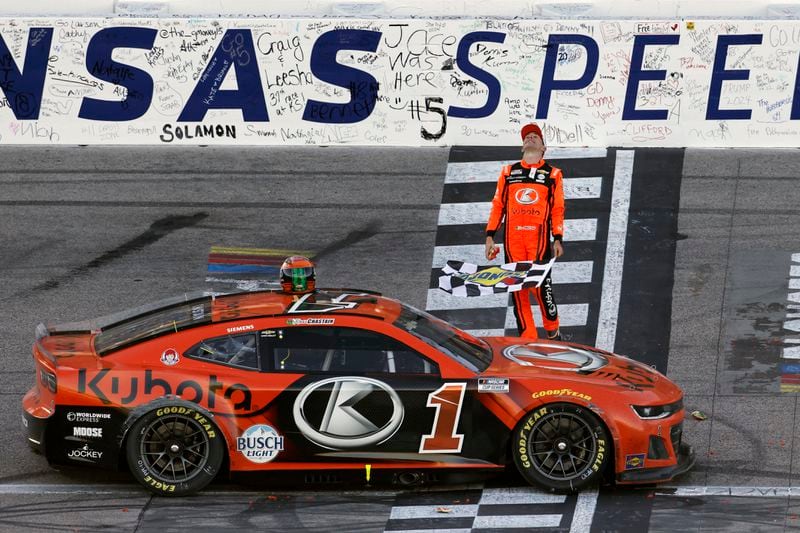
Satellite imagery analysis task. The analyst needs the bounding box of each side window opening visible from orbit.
[267,326,438,375]
[185,333,259,370]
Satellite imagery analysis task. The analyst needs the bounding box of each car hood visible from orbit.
[481,337,678,397]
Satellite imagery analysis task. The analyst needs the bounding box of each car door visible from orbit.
[261,324,480,463]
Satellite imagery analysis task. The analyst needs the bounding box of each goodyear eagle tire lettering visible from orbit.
[511,403,609,492]
[125,403,224,496]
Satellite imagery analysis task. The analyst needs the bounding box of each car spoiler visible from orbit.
[37,291,217,337]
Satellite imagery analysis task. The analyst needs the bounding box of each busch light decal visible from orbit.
[236,424,284,464]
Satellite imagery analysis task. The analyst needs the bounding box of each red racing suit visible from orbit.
[486,159,565,338]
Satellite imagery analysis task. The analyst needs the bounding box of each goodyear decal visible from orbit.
[532,388,592,401]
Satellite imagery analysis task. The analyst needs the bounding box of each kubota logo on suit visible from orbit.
[293,376,404,449]
[514,188,539,205]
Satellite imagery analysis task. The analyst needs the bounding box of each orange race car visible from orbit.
[23,287,694,496]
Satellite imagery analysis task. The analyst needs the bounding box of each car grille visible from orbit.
[670,422,683,454]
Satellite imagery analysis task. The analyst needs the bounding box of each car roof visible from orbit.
[89,288,403,355]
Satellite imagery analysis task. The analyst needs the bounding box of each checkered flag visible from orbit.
[438,258,555,297]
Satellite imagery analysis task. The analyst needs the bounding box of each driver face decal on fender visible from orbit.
[293,376,404,450]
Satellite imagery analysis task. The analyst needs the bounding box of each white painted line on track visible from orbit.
[389,504,478,519]
[466,328,505,337]
[473,514,563,528]
[506,303,589,329]
[0,484,147,495]
[479,487,566,505]
[564,177,603,200]
[2,483,796,499]
[437,204,598,240]
[595,150,634,353]
[667,487,800,497]
[426,285,589,323]
[444,152,608,184]
[387,530,471,533]
[570,487,599,533]
[0,484,403,496]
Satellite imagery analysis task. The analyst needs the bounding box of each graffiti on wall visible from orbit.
[1,18,800,146]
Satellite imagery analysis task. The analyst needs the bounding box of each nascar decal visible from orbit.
[237,425,284,463]
[438,258,555,297]
[478,377,509,393]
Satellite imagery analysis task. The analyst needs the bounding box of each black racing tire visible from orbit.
[512,403,610,492]
[125,403,225,496]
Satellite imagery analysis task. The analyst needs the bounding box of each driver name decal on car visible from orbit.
[286,318,334,326]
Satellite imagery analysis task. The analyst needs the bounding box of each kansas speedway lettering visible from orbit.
[77,369,251,410]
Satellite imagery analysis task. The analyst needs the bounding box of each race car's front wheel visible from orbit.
[126,404,224,496]
[512,403,610,492]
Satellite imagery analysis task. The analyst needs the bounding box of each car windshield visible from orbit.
[393,303,492,372]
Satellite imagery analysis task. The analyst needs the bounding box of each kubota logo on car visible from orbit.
[77,369,252,410]
[293,376,404,450]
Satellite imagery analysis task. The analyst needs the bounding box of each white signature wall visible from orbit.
[1,18,799,146]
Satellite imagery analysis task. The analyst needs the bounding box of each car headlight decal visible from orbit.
[631,398,683,420]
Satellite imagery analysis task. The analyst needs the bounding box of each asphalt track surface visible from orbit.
[1,145,800,532]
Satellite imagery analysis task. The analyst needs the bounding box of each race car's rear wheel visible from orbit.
[512,403,609,492]
[126,404,224,496]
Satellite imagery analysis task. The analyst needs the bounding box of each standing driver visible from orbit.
[485,123,565,340]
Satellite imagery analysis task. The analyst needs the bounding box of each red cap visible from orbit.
[521,123,544,142]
